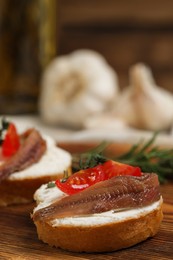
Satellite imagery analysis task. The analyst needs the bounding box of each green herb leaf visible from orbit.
[2,117,9,130]
[0,117,10,145]
[60,170,70,183]
[72,141,108,171]
[47,182,56,188]
[71,133,173,183]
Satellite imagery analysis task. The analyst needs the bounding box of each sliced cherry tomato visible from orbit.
[56,164,105,195]
[102,160,141,179]
[2,123,20,157]
[56,160,142,195]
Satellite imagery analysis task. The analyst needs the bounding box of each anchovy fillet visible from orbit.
[33,173,160,222]
[0,129,46,182]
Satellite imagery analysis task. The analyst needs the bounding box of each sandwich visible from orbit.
[0,119,71,206]
[32,159,163,253]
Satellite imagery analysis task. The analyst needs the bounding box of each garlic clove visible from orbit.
[114,63,173,131]
[39,49,119,129]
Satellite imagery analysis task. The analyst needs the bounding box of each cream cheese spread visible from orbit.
[8,135,71,181]
[34,182,163,227]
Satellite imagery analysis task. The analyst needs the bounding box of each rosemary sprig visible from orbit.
[116,133,173,182]
[72,141,108,172]
[72,133,173,183]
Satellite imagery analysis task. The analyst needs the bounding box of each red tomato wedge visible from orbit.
[2,123,20,157]
[56,160,142,195]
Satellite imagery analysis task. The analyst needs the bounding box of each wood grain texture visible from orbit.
[0,143,173,259]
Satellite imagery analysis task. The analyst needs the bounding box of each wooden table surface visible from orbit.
[0,143,173,260]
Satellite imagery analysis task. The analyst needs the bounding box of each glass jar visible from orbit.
[0,0,57,114]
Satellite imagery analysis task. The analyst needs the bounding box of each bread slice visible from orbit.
[33,183,163,253]
[0,135,71,206]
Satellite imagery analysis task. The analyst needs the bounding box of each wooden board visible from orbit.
[0,143,173,259]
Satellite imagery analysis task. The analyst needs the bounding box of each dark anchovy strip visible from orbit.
[0,129,47,182]
[33,173,160,222]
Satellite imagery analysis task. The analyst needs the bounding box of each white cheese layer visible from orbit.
[34,183,163,227]
[8,135,71,181]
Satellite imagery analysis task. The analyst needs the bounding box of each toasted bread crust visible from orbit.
[33,201,163,253]
[0,173,64,206]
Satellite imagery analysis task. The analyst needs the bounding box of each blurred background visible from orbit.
[0,0,173,115]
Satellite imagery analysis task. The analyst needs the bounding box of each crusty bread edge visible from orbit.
[33,198,163,253]
[0,172,66,207]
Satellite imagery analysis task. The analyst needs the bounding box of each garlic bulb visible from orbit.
[39,49,118,128]
[114,63,173,131]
